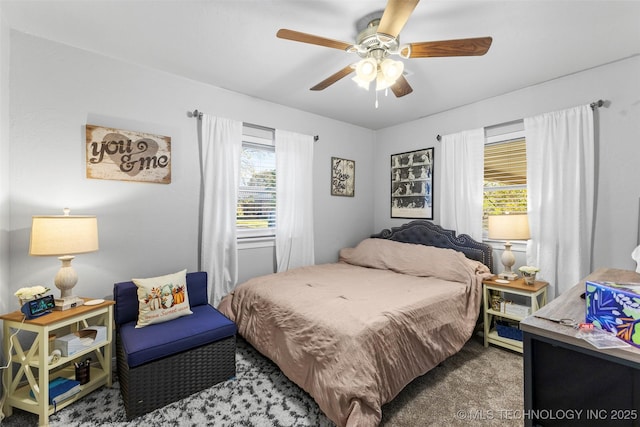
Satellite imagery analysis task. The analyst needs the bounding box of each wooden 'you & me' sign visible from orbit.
[86,124,171,184]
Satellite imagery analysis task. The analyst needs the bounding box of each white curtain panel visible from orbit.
[525,104,595,298]
[275,129,315,272]
[199,115,242,306]
[439,128,485,241]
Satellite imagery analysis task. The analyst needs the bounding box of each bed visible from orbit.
[218,220,493,427]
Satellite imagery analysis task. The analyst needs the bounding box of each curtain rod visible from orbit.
[189,109,319,141]
[435,99,606,141]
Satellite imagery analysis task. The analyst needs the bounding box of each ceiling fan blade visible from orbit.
[390,75,413,97]
[310,64,356,91]
[377,0,420,40]
[407,37,493,58]
[277,29,352,51]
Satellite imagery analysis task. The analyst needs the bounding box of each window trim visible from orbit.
[237,235,275,250]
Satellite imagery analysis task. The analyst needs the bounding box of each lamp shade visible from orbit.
[29,215,99,256]
[488,214,530,240]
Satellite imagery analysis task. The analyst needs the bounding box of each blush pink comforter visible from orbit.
[219,239,491,427]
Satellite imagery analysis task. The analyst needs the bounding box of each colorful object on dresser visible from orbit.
[585,280,640,348]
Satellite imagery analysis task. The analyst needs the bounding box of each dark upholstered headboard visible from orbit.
[371,220,494,271]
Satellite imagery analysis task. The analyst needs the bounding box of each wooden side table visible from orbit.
[1,299,114,426]
[482,276,548,353]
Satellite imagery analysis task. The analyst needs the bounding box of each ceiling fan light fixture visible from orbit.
[355,58,377,82]
[351,75,371,90]
[380,58,404,81]
[375,72,394,91]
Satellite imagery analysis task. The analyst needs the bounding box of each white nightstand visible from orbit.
[1,299,113,426]
[482,276,548,353]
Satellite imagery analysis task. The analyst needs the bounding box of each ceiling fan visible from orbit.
[276,0,492,100]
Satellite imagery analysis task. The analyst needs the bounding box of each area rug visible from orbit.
[1,336,523,426]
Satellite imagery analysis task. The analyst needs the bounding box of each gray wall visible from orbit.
[5,31,374,308]
[0,7,10,317]
[374,55,640,279]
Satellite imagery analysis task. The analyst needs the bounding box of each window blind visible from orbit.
[237,127,276,235]
[483,137,527,228]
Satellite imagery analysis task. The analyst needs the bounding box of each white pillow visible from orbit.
[133,269,192,328]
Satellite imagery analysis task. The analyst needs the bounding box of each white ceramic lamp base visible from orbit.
[498,242,518,280]
[54,255,78,299]
[53,255,84,310]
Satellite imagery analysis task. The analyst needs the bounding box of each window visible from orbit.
[483,128,527,235]
[237,124,275,239]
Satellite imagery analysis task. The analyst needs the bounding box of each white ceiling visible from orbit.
[2,0,639,130]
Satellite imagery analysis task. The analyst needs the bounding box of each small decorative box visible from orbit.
[585,280,640,348]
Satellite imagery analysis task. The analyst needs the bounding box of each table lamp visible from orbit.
[29,208,99,309]
[488,213,530,280]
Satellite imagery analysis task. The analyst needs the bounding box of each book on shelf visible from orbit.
[30,377,81,410]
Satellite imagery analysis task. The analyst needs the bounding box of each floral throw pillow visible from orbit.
[133,269,192,328]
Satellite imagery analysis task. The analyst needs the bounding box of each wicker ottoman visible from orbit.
[116,334,236,419]
[114,272,237,420]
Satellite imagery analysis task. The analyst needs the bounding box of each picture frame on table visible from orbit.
[331,157,355,197]
[390,147,433,219]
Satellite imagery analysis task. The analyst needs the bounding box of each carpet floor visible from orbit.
[1,335,523,426]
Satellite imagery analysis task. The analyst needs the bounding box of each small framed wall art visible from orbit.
[331,157,355,197]
[390,147,433,219]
